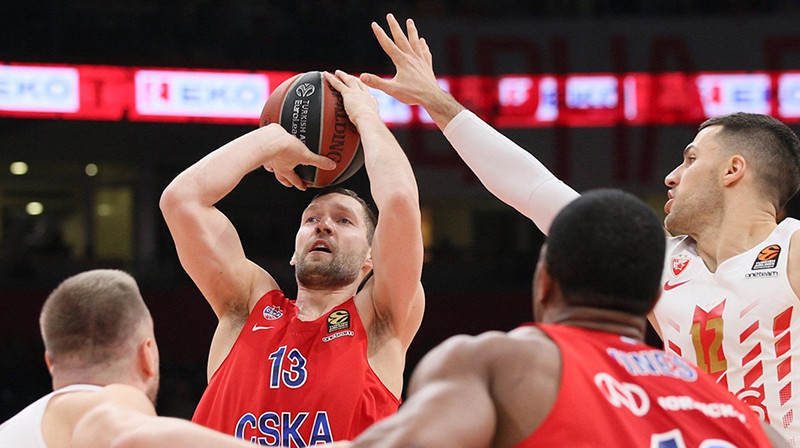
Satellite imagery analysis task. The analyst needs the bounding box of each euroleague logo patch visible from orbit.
[263,305,284,321]
[327,310,350,333]
[752,245,781,270]
[295,83,316,98]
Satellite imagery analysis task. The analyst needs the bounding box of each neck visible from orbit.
[50,364,127,390]
[294,285,357,320]
[543,306,647,341]
[692,198,777,272]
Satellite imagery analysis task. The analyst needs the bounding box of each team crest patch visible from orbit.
[671,255,690,276]
[752,245,781,270]
[327,310,350,333]
[263,305,284,320]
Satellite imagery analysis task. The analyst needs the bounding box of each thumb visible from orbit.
[360,72,388,92]
[308,153,337,171]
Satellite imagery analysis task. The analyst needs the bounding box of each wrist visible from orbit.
[421,89,464,130]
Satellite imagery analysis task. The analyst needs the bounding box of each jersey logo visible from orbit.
[671,255,690,276]
[663,279,691,290]
[752,244,781,270]
[593,372,650,416]
[263,305,284,320]
[252,324,275,332]
[327,310,350,333]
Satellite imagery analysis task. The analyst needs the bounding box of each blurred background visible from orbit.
[2,0,800,420]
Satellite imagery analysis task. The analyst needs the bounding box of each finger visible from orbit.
[335,69,368,91]
[371,21,402,61]
[323,70,346,91]
[420,37,433,67]
[274,172,295,189]
[386,13,413,53]
[334,69,359,87]
[280,170,309,190]
[406,18,423,55]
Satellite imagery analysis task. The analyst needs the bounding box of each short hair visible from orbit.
[699,112,800,211]
[545,189,666,315]
[311,188,377,243]
[40,269,150,366]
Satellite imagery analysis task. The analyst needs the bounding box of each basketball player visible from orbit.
[362,13,800,444]
[160,70,424,445]
[314,190,785,447]
[0,269,160,448]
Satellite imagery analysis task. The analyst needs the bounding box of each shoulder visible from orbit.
[416,328,552,379]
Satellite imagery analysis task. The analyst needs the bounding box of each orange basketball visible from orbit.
[260,71,364,188]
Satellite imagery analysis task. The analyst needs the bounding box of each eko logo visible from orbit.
[594,372,650,416]
[295,83,316,98]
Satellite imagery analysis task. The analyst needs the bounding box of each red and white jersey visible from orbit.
[519,324,770,447]
[653,218,800,445]
[192,290,400,447]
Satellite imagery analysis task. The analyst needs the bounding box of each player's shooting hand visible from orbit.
[323,70,380,131]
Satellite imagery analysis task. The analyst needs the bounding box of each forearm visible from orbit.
[358,114,420,210]
[443,110,579,234]
[162,126,279,207]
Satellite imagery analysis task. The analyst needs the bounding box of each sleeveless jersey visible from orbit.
[192,290,400,447]
[653,218,800,445]
[518,324,770,447]
[0,384,101,448]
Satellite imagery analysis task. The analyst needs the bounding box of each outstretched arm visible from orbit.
[160,124,336,317]
[362,14,579,234]
[73,405,256,448]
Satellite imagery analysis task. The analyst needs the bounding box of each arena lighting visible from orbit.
[1,62,799,127]
[84,163,98,177]
[9,161,28,175]
[25,201,43,216]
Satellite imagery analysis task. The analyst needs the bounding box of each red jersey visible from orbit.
[192,290,400,446]
[518,324,771,447]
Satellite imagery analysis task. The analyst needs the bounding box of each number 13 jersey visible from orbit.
[653,218,800,445]
[192,290,400,447]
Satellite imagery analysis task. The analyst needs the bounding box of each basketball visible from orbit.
[260,71,364,188]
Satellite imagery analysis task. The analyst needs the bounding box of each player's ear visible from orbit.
[44,351,54,373]
[534,263,555,305]
[722,154,746,187]
[138,338,157,379]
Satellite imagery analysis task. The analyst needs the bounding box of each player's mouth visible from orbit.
[308,240,332,254]
[664,191,675,214]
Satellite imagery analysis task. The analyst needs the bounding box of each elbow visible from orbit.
[159,179,192,220]
[381,186,420,216]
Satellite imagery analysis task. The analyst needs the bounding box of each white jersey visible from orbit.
[0,384,101,448]
[654,218,800,445]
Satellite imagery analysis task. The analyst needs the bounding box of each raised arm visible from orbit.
[324,71,425,345]
[362,14,579,234]
[160,124,336,317]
